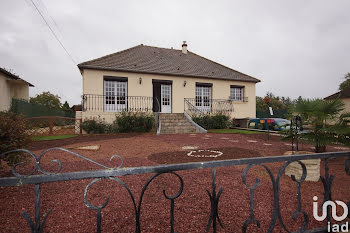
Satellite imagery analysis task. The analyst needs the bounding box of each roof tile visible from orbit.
[78,45,260,83]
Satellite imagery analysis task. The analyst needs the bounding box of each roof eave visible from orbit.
[7,78,34,87]
[0,68,34,87]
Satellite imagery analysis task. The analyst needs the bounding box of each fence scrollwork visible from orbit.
[0,149,349,232]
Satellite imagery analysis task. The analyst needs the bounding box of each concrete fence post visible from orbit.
[75,111,82,134]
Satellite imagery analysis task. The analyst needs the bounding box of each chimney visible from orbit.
[182,41,187,54]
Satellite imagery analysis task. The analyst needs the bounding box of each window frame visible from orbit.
[230,85,244,102]
[103,76,128,112]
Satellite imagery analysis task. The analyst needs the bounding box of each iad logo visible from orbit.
[313,196,348,221]
[313,196,349,232]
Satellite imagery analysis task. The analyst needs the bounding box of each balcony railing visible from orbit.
[82,95,159,112]
[0,148,349,232]
[229,96,248,102]
[184,98,234,116]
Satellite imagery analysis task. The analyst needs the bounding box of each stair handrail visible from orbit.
[154,97,161,135]
[184,98,206,118]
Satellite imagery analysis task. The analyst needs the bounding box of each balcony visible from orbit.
[82,94,159,112]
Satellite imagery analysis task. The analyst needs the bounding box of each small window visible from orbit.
[230,86,244,101]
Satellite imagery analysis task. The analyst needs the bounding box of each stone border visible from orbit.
[187,149,223,158]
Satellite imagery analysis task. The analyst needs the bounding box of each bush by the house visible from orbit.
[0,112,31,166]
[114,112,155,133]
[81,117,113,134]
[192,114,230,129]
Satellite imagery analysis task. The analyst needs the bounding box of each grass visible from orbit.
[208,129,264,134]
[32,134,78,141]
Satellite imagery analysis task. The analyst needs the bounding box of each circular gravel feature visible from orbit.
[148,147,261,164]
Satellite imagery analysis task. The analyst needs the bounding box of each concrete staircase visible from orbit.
[159,113,204,134]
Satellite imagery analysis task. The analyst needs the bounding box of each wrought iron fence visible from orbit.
[0,148,349,232]
[184,98,234,117]
[25,116,82,136]
[82,95,157,112]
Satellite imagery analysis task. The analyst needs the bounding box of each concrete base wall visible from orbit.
[81,111,117,124]
[80,111,156,124]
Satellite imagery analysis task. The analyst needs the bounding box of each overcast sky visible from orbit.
[1,0,349,105]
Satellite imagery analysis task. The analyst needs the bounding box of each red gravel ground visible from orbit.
[0,133,349,232]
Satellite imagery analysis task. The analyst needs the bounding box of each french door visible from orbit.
[195,86,211,112]
[161,84,171,113]
[104,80,127,112]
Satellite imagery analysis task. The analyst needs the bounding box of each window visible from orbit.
[104,78,127,112]
[195,83,212,112]
[105,81,115,105]
[230,86,244,101]
[161,84,170,106]
[115,81,126,105]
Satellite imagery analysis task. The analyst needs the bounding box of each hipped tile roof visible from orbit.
[78,45,260,83]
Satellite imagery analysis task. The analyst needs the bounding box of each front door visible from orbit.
[161,84,171,113]
[195,86,211,112]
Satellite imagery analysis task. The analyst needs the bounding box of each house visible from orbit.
[324,87,350,115]
[0,67,34,111]
[77,42,260,133]
[71,104,82,112]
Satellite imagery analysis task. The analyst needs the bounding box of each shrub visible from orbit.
[0,112,31,165]
[114,112,155,133]
[192,114,230,129]
[81,117,112,134]
[282,98,350,152]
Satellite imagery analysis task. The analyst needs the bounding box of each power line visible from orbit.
[29,0,77,65]
[37,0,63,36]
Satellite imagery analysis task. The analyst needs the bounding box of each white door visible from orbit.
[195,86,211,112]
[161,84,171,113]
[104,81,127,112]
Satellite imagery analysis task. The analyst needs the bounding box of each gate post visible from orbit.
[75,111,83,134]
[80,119,82,135]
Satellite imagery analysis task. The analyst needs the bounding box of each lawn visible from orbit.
[31,134,78,141]
[0,133,349,232]
[209,128,264,134]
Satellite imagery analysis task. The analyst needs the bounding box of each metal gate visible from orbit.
[0,148,349,232]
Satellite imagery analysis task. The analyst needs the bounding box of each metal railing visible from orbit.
[0,148,349,232]
[229,96,248,102]
[82,95,158,112]
[184,98,234,117]
[184,98,206,117]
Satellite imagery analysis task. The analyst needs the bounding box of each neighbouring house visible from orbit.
[0,67,34,111]
[324,87,350,116]
[77,42,260,133]
[71,104,82,112]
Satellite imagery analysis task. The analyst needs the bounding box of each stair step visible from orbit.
[160,118,185,120]
[159,113,204,135]
[162,123,190,125]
